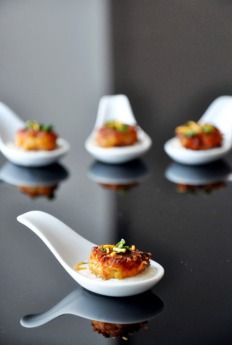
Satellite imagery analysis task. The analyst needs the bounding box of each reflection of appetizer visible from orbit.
[88,239,151,280]
[15,120,57,151]
[99,182,138,191]
[18,185,58,199]
[176,182,225,194]
[92,320,148,340]
[96,121,138,147]
[175,121,222,150]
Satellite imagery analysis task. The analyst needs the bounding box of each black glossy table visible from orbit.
[0,2,232,344]
[0,128,232,345]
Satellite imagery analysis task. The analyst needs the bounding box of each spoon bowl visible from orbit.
[17,211,164,297]
[85,95,152,164]
[164,96,232,165]
[0,103,70,167]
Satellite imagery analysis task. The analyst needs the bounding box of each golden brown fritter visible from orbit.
[15,121,57,151]
[89,239,151,280]
[175,121,222,150]
[96,121,138,148]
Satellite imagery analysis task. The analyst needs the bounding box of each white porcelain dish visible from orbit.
[21,287,163,328]
[17,211,164,297]
[0,102,70,167]
[85,95,152,164]
[164,96,232,165]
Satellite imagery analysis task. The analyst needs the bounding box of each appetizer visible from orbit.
[15,120,57,151]
[96,120,138,147]
[175,121,222,150]
[92,320,147,339]
[88,239,151,280]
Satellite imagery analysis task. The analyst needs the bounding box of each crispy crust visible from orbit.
[89,245,151,280]
[96,125,138,147]
[15,128,57,151]
[175,122,222,150]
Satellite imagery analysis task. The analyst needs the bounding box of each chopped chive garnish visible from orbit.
[105,121,129,132]
[26,120,53,132]
[202,125,214,133]
[116,238,126,248]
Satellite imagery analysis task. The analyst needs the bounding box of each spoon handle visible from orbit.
[95,95,137,127]
[17,211,94,274]
[200,96,232,144]
[0,102,24,142]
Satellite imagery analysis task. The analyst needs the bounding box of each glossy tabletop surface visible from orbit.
[0,2,232,345]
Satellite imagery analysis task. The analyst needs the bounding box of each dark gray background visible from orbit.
[0,1,232,344]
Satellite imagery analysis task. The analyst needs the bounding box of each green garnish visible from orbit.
[26,120,40,131]
[202,124,214,134]
[113,247,127,253]
[184,130,198,138]
[113,238,133,253]
[41,124,53,132]
[115,238,126,248]
[177,121,217,137]
[26,120,53,132]
[117,124,129,132]
[105,121,129,132]
[99,239,136,254]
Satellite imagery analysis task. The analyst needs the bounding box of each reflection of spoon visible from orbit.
[0,102,70,167]
[20,286,163,328]
[0,162,69,186]
[0,162,69,199]
[85,95,152,164]
[17,211,164,297]
[164,96,232,165]
[88,159,149,190]
[165,160,231,186]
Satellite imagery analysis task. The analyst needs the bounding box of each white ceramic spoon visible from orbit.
[0,102,70,167]
[17,211,164,297]
[85,95,152,164]
[20,287,163,328]
[164,96,232,165]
